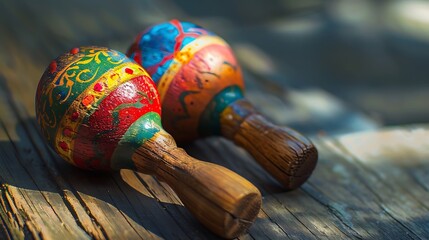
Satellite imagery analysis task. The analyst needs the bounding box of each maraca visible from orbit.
[127,20,318,190]
[35,46,262,238]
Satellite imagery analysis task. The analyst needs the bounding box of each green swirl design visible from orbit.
[37,47,131,147]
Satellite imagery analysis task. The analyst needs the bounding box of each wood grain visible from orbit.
[221,99,318,190]
[133,129,262,238]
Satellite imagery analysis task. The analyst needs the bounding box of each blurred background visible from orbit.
[1,0,428,131]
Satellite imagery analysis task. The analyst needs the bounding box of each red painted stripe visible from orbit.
[72,75,160,170]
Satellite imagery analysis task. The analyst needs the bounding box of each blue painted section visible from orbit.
[129,20,214,83]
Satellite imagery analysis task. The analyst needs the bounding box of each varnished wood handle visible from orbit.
[134,130,262,238]
[221,100,318,190]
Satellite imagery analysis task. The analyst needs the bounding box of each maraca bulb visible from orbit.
[36,46,161,170]
[128,20,318,190]
[128,19,245,142]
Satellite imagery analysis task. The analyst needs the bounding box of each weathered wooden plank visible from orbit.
[301,131,429,239]
[0,0,428,239]
[334,127,429,237]
[0,78,92,239]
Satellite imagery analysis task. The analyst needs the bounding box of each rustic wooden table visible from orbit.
[0,1,428,239]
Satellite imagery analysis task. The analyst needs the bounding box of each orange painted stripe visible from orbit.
[157,35,229,103]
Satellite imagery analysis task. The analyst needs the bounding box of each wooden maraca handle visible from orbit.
[221,100,318,190]
[134,130,261,239]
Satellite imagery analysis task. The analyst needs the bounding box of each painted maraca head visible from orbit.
[36,46,161,170]
[128,21,318,190]
[128,20,244,142]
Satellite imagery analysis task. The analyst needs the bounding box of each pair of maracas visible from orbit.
[35,20,318,238]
